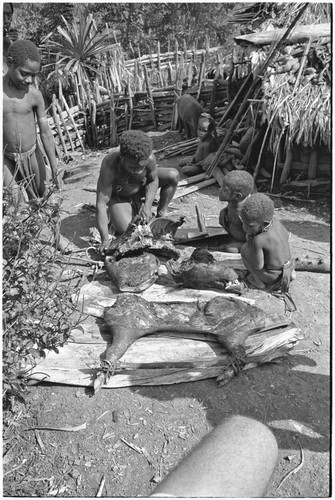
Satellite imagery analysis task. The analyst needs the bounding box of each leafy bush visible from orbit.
[2,187,83,409]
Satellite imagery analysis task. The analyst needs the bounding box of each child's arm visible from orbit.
[34,91,59,189]
[250,236,265,270]
[219,207,229,230]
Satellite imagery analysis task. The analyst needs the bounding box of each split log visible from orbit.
[234,23,330,47]
[294,257,330,273]
[178,173,207,186]
[173,178,217,199]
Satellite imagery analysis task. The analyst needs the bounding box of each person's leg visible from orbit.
[109,197,134,235]
[157,168,179,217]
[3,156,28,203]
[221,239,244,253]
[151,415,278,498]
[181,164,203,177]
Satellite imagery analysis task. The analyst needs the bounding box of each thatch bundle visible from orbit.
[262,45,331,153]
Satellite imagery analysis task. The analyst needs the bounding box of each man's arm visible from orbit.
[140,154,159,221]
[34,91,59,188]
[96,161,113,252]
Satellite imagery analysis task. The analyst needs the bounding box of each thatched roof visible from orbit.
[258,36,331,151]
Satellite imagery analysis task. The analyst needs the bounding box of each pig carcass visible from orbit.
[93,294,288,392]
[166,248,244,294]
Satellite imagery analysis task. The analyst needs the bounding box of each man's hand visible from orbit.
[138,205,153,224]
[99,240,110,256]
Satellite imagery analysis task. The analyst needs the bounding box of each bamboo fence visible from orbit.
[46,42,235,153]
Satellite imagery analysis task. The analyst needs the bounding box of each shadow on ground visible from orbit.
[131,353,330,454]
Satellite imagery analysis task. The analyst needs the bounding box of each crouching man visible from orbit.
[96,130,179,254]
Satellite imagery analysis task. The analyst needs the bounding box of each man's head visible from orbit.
[120,130,153,173]
[6,40,41,89]
[219,170,254,203]
[3,3,14,34]
[239,193,274,234]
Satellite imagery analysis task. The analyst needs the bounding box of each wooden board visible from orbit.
[28,323,302,389]
[174,226,226,243]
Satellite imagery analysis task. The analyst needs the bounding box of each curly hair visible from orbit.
[223,170,254,198]
[7,39,41,67]
[240,193,274,224]
[119,130,153,162]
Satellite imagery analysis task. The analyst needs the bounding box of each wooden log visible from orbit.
[173,178,217,199]
[294,256,330,273]
[234,23,330,47]
[307,149,318,180]
[279,146,293,185]
[284,179,329,188]
[178,172,207,186]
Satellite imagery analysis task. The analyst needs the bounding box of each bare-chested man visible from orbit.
[96,130,179,254]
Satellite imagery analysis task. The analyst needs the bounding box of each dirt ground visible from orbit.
[3,132,331,498]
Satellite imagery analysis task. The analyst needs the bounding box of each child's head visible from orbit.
[240,193,274,234]
[6,40,41,88]
[120,130,153,173]
[197,113,215,140]
[7,39,41,67]
[219,170,254,203]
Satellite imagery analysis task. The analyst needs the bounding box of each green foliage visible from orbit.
[42,13,121,84]
[11,3,75,46]
[2,188,82,409]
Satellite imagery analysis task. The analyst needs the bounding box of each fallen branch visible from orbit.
[96,475,105,497]
[23,423,87,432]
[278,443,304,488]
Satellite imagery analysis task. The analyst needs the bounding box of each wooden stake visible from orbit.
[51,95,68,155]
[55,98,75,152]
[61,95,85,151]
[143,65,157,129]
[279,146,293,185]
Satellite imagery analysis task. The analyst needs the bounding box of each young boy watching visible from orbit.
[239,193,295,291]
[180,113,219,177]
[3,39,59,199]
[3,39,75,253]
[218,170,255,253]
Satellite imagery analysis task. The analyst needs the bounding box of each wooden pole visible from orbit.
[51,95,68,155]
[61,95,85,151]
[279,145,293,185]
[109,92,118,146]
[55,98,75,152]
[143,65,157,129]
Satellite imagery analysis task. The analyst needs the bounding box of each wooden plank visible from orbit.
[27,325,302,388]
[234,23,330,46]
[173,178,217,199]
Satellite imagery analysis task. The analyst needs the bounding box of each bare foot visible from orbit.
[246,273,266,290]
